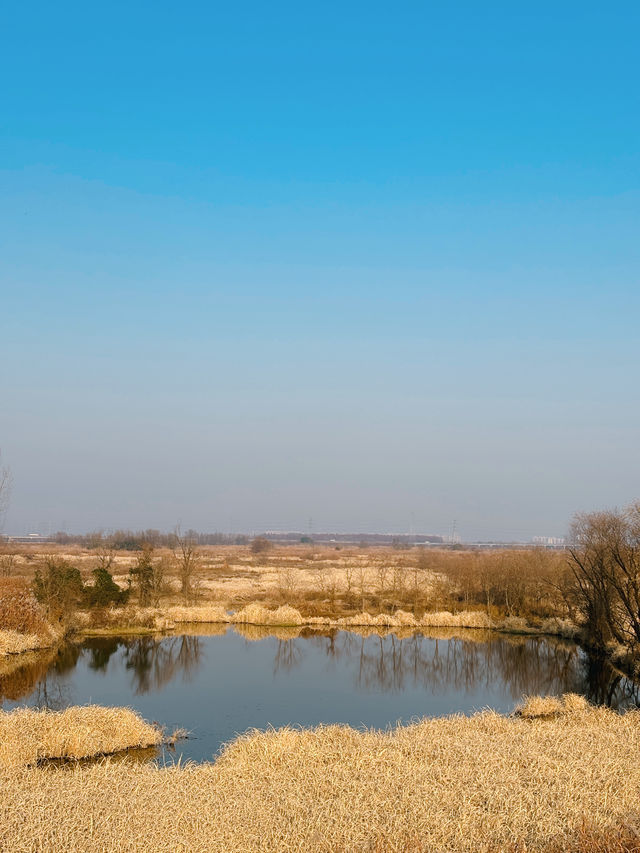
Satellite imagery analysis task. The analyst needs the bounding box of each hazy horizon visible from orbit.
[2,2,639,541]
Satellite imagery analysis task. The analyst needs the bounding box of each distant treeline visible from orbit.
[49,530,444,549]
[52,530,249,550]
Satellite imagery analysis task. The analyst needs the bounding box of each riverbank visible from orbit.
[1,697,639,852]
[72,602,581,638]
[0,605,581,653]
[0,602,587,665]
[5,600,636,686]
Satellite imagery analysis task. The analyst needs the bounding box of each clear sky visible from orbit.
[2,1,639,540]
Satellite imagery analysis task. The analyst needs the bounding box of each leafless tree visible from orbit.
[250,536,272,555]
[0,551,18,576]
[0,452,12,532]
[569,504,640,652]
[172,527,201,603]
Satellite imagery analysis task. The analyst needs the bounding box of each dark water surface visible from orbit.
[2,626,638,763]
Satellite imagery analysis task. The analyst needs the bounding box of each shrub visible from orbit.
[250,537,272,555]
[0,578,50,635]
[84,568,128,608]
[32,558,84,618]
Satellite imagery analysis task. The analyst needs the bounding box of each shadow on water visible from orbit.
[2,627,638,714]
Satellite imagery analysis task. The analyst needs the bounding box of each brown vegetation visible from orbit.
[0,577,51,635]
[0,578,60,656]
[1,700,639,852]
[0,705,163,768]
[2,510,640,676]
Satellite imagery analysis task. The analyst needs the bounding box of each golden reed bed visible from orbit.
[1,697,639,852]
[0,705,163,768]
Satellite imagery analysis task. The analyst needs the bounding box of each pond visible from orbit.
[2,625,638,763]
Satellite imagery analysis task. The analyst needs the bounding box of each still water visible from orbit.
[2,626,638,763]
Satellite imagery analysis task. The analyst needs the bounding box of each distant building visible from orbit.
[532,536,566,547]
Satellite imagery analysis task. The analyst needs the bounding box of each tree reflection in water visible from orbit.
[122,635,202,694]
[79,634,204,694]
[0,643,81,710]
[278,630,640,711]
[2,629,639,712]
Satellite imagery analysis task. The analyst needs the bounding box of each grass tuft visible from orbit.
[0,705,163,768]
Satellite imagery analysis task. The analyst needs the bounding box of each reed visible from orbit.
[231,603,304,626]
[0,706,165,768]
[0,629,52,656]
[1,699,639,852]
[167,604,230,623]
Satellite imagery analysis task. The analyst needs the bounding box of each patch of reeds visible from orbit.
[71,604,583,644]
[516,693,590,718]
[167,605,230,623]
[0,705,165,768]
[0,629,52,656]
[1,700,639,851]
[0,578,61,657]
[0,577,51,635]
[231,603,304,626]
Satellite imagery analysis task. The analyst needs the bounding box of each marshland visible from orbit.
[2,518,640,850]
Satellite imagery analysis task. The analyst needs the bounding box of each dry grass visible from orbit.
[539,617,580,639]
[420,609,493,628]
[75,603,581,646]
[167,604,230,623]
[0,577,51,635]
[91,603,503,633]
[231,603,304,626]
[1,700,639,852]
[0,705,164,768]
[0,577,60,657]
[3,543,583,645]
[0,628,55,656]
[516,693,590,718]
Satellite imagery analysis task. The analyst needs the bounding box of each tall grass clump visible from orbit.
[516,693,590,718]
[0,578,51,635]
[0,705,164,768]
[0,578,59,656]
[167,605,230,623]
[419,610,493,628]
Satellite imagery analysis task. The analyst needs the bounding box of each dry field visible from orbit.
[0,542,576,632]
[1,697,639,852]
[3,542,445,605]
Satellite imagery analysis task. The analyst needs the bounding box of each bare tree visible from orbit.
[569,504,640,653]
[0,550,18,577]
[0,452,12,532]
[173,527,201,604]
[95,544,117,573]
[129,545,155,607]
[0,454,15,573]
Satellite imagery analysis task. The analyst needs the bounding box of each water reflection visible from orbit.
[2,628,638,713]
[81,635,204,694]
[271,629,640,710]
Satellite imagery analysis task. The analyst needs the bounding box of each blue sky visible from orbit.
[1,1,639,538]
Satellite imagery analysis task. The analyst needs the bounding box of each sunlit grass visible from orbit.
[0,705,165,768]
[1,699,639,852]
